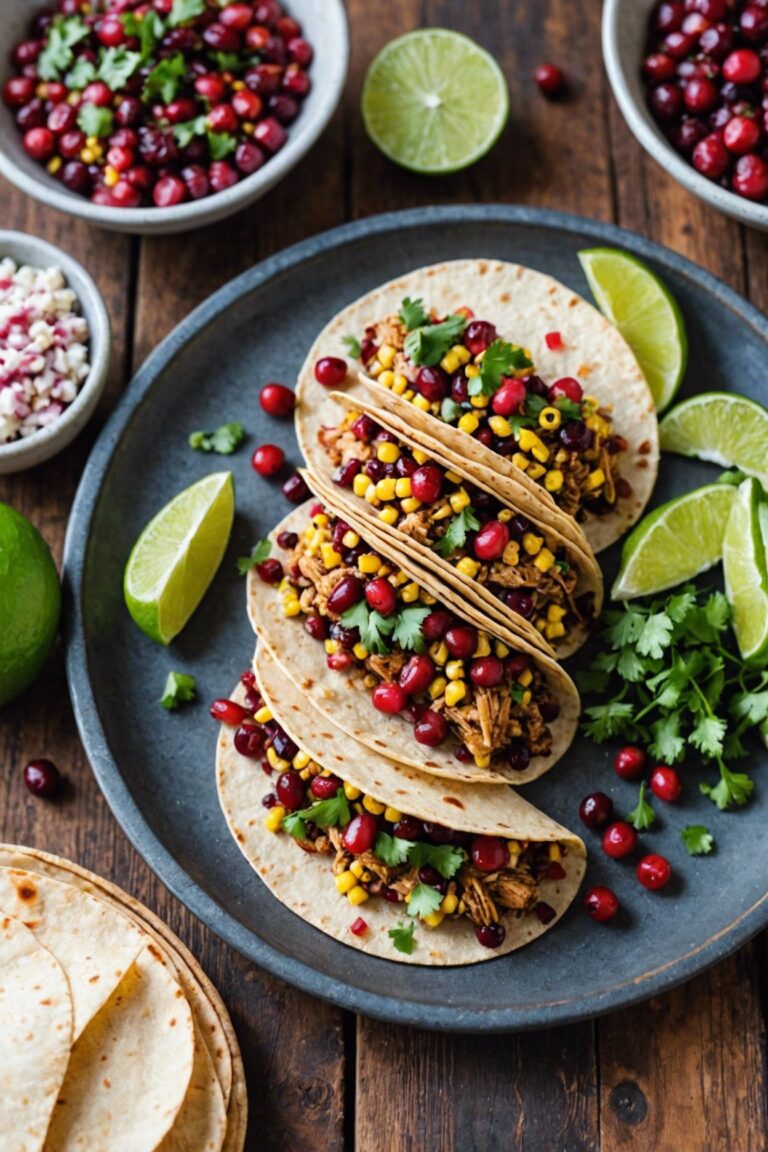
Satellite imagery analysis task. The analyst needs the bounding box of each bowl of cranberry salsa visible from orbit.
[603,0,768,230]
[0,0,348,234]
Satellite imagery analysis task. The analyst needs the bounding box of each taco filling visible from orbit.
[223,671,570,952]
[349,299,631,522]
[255,504,561,772]
[318,409,594,647]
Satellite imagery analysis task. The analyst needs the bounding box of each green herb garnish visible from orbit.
[681,825,715,856]
[237,539,271,576]
[373,834,464,879]
[172,116,207,148]
[282,788,351,840]
[340,601,430,657]
[38,16,89,81]
[399,297,430,331]
[207,130,237,160]
[65,57,96,89]
[77,104,114,138]
[467,339,533,398]
[407,883,443,919]
[169,0,205,26]
[388,920,416,954]
[97,46,142,89]
[391,605,431,654]
[374,833,414,867]
[160,671,197,710]
[404,314,468,367]
[626,781,655,831]
[143,52,186,103]
[434,505,481,558]
[342,335,362,359]
[189,422,245,455]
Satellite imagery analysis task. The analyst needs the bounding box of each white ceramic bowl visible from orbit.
[603,0,768,232]
[0,0,348,235]
[0,230,111,474]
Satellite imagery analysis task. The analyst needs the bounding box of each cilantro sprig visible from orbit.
[467,339,533,398]
[388,920,416,954]
[160,671,197,710]
[38,16,89,81]
[681,825,715,856]
[342,335,362,359]
[434,505,481,558]
[144,52,186,103]
[404,314,468,367]
[407,883,443,919]
[626,781,655,831]
[374,833,464,878]
[399,297,430,331]
[340,601,430,656]
[189,422,245,455]
[282,788,351,841]
[237,539,271,576]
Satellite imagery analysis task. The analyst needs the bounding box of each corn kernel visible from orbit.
[362,795,385,815]
[375,478,396,501]
[474,751,491,769]
[420,589,436,605]
[46,156,63,176]
[325,639,340,655]
[586,468,606,490]
[544,469,564,493]
[344,782,362,800]
[494,641,510,658]
[266,747,289,772]
[378,564,392,577]
[80,147,96,164]
[352,473,369,498]
[440,351,460,374]
[430,641,449,666]
[378,370,395,389]
[445,680,467,707]
[377,343,396,368]
[549,843,562,862]
[293,751,311,770]
[86,135,99,148]
[395,477,412,498]
[392,570,409,586]
[518,668,533,687]
[350,859,366,877]
[502,541,520,566]
[521,689,532,705]
[378,506,399,526]
[231,79,246,90]
[364,484,379,505]
[432,503,453,520]
[283,600,301,617]
[470,394,489,409]
[428,676,448,700]
[445,660,464,680]
[358,553,382,574]
[313,512,329,526]
[254,706,272,724]
[368,360,384,378]
[456,556,480,579]
[67,91,80,105]
[458,899,467,914]
[458,412,479,434]
[545,622,566,640]
[412,394,431,411]
[353,643,369,660]
[348,885,369,906]
[443,470,460,483]
[321,543,342,569]
[522,532,543,555]
[547,604,567,623]
[555,449,568,464]
[526,462,546,480]
[377,441,400,464]
[265,806,286,832]
[299,767,311,780]
[465,363,480,378]
[423,911,445,928]
[534,547,556,573]
[342,529,360,548]
[453,344,471,365]
[363,674,377,689]
[474,634,491,658]
[392,375,408,395]
[535,618,548,633]
[538,406,562,430]
[412,449,429,465]
[401,582,420,603]
[489,415,513,437]
[441,893,459,914]
[384,806,402,823]
[512,452,530,472]
[519,428,550,462]
[449,488,471,513]
[400,497,421,513]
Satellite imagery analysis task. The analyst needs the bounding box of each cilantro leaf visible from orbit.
[407,883,443,919]
[407,842,464,879]
[689,714,727,758]
[340,601,395,655]
[342,335,362,359]
[434,505,481,558]
[38,16,89,81]
[169,0,206,25]
[404,314,468,367]
[467,339,533,398]
[731,688,768,725]
[626,781,655,831]
[666,589,697,623]
[237,539,272,576]
[648,713,685,764]
[700,763,754,810]
[77,104,114,138]
[583,700,636,742]
[212,51,250,72]
[637,612,674,659]
[207,130,237,160]
[286,788,351,832]
[553,397,583,420]
[65,57,96,89]
[144,52,186,103]
[392,605,431,654]
[172,116,207,148]
[604,607,646,650]
[137,11,166,59]
[160,671,197,710]
[616,648,648,683]
[681,825,715,856]
[97,46,142,89]
[282,812,307,839]
[574,669,610,694]
[388,920,416,954]
[509,682,527,704]
[374,833,414,867]
[399,297,430,331]
[189,422,245,454]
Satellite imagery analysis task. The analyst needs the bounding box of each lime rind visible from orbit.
[659,392,768,489]
[723,478,768,666]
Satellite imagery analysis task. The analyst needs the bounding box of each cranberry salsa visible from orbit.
[216,671,569,951]
[642,0,768,203]
[321,410,593,647]
[351,298,629,523]
[3,0,313,209]
[255,504,562,772]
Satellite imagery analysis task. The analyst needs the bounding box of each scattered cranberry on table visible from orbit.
[601,821,638,859]
[637,853,673,891]
[3,0,314,209]
[23,758,61,798]
[259,382,295,417]
[613,744,647,780]
[649,764,683,802]
[533,62,569,99]
[578,790,614,830]
[251,443,285,477]
[583,886,620,923]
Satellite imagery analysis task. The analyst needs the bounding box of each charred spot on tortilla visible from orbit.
[14,880,37,902]
[443,797,464,808]
[639,440,652,454]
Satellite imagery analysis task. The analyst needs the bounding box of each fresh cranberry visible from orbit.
[637,853,672,890]
[82,81,113,108]
[584,886,620,923]
[16,102,46,134]
[464,319,497,356]
[61,160,92,195]
[314,356,347,386]
[220,2,254,29]
[207,103,239,134]
[399,654,435,695]
[328,651,353,671]
[287,36,313,66]
[251,443,285,476]
[46,102,76,135]
[741,5,768,42]
[469,656,505,688]
[2,76,36,108]
[470,835,508,872]
[350,916,368,937]
[327,575,364,616]
[208,160,239,192]
[473,519,510,561]
[444,624,478,659]
[733,152,768,197]
[613,745,646,780]
[533,62,568,98]
[414,710,448,746]
[365,577,398,616]
[650,82,684,119]
[195,74,226,102]
[283,65,311,97]
[277,15,302,38]
[310,774,342,799]
[153,174,187,207]
[23,127,55,160]
[654,0,685,32]
[106,145,135,173]
[61,131,88,162]
[724,114,761,153]
[254,116,287,152]
[181,164,210,199]
[664,29,697,57]
[139,127,177,166]
[259,382,295,417]
[303,615,326,642]
[411,464,443,503]
[723,48,762,84]
[699,23,735,59]
[282,472,310,504]
[506,742,530,772]
[684,76,720,112]
[693,131,730,177]
[203,22,240,52]
[602,821,638,859]
[343,811,378,854]
[231,89,263,122]
[500,590,533,619]
[255,558,283,584]
[332,458,361,489]
[491,377,526,415]
[505,653,531,679]
[415,365,449,402]
[548,376,584,404]
[245,63,284,95]
[234,722,265,758]
[578,791,614,830]
[672,116,709,152]
[423,609,454,641]
[475,923,506,948]
[12,39,44,67]
[275,770,304,810]
[642,52,678,82]
[210,698,251,725]
[650,765,683,802]
[255,0,282,25]
[393,815,423,839]
[23,758,61,799]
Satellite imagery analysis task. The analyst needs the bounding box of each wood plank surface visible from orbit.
[1,1,767,1150]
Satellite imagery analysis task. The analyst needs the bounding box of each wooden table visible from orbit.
[3,2,768,1148]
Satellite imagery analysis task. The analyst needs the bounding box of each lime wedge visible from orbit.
[124,472,234,645]
[578,248,687,412]
[723,478,768,665]
[361,30,509,174]
[660,392,768,488]
[612,483,735,600]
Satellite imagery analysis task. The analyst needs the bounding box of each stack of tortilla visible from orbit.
[0,844,246,1152]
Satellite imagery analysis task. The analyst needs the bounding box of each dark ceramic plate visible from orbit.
[65,206,768,1031]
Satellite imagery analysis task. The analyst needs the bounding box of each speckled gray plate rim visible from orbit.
[63,205,768,1032]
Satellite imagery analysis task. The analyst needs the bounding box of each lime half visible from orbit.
[361,30,509,174]
[723,478,768,665]
[578,248,687,412]
[0,503,61,707]
[124,472,234,645]
[612,483,735,600]
[660,392,768,488]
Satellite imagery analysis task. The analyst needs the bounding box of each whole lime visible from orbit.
[0,503,61,707]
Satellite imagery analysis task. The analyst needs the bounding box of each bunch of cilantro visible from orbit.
[578,585,767,810]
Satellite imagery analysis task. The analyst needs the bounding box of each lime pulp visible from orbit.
[660,392,768,489]
[723,478,768,666]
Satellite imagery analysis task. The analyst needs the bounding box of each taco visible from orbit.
[245,499,579,784]
[302,388,604,657]
[295,259,659,553]
[216,653,586,965]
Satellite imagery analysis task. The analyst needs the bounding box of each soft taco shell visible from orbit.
[247,503,580,785]
[217,664,586,966]
[295,258,658,553]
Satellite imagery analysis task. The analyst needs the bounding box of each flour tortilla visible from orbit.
[295,259,659,553]
[217,665,586,966]
[0,914,72,1152]
[247,502,580,785]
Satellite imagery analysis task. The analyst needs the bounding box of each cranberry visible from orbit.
[245,63,284,96]
[700,23,735,59]
[693,131,730,176]
[399,654,435,695]
[473,519,510,561]
[208,160,239,193]
[210,698,251,725]
[469,656,505,688]
[331,459,360,489]
[254,116,287,152]
[558,421,592,453]
[415,365,449,402]
[650,82,684,119]
[260,34,288,64]
[234,722,265,758]
[282,472,310,504]
[231,89,263,122]
[505,653,530,679]
[324,575,362,617]
[613,745,646,780]
[275,770,304,811]
[251,443,285,477]
[255,0,283,25]
[46,102,76,135]
[220,2,254,29]
[283,65,311,97]
[410,464,443,503]
[153,174,187,207]
[414,710,448,746]
[672,116,709,152]
[637,853,672,890]
[177,163,208,200]
[23,758,61,799]
[491,377,526,415]
[642,52,678,81]
[310,774,341,799]
[195,74,226,102]
[277,16,302,39]
[684,76,719,112]
[314,356,347,386]
[349,413,376,441]
[106,145,135,173]
[23,127,55,161]
[655,0,685,31]
[733,152,768,197]
[536,903,557,925]
[260,382,295,417]
[363,458,384,482]
[2,76,36,108]
[393,815,423,839]
[548,376,584,404]
[475,923,506,948]
[464,319,497,356]
[498,591,532,621]
[288,36,313,66]
[602,821,638,859]
[584,886,620,923]
[255,558,283,584]
[470,835,508,872]
[444,624,477,659]
[533,62,568,98]
[203,21,240,52]
[12,39,44,67]
[342,812,378,854]
[724,114,761,153]
[206,103,238,134]
[650,765,683,802]
[723,48,762,84]
[664,29,697,57]
[350,916,368,937]
[451,373,470,404]
[60,160,91,194]
[417,864,443,887]
[365,577,398,616]
[578,791,614,830]
[81,81,112,108]
[302,615,326,642]
[506,742,530,772]
[741,5,768,42]
[139,127,177,167]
